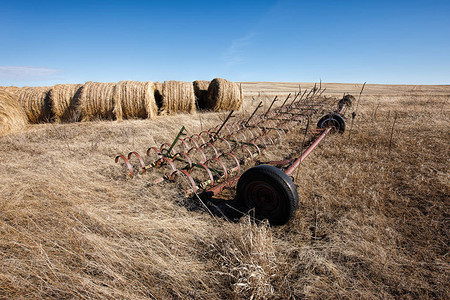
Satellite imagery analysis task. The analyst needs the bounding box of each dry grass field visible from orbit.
[0,82,449,299]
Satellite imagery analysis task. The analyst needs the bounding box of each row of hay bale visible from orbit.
[0,78,243,135]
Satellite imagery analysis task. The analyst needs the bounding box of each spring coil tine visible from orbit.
[187,147,208,164]
[115,154,134,178]
[206,157,228,180]
[189,163,215,188]
[178,138,191,152]
[172,152,193,169]
[202,142,219,159]
[147,146,162,157]
[246,141,262,160]
[185,136,199,148]
[192,134,206,145]
[127,151,146,172]
[169,169,197,194]
[213,137,232,152]
[157,156,177,172]
[220,152,241,175]
[241,145,254,164]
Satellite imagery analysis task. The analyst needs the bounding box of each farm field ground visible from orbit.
[0,82,449,298]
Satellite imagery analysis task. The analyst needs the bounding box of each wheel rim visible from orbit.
[244,180,280,212]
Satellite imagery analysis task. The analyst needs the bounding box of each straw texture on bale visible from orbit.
[193,80,210,109]
[16,86,53,123]
[78,82,119,121]
[159,81,196,115]
[113,81,158,119]
[49,84,83,122]
[0,86,20,94]
[207,78,243,111]
[0,90,28,136]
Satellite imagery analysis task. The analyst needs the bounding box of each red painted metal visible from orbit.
[128,151,146,172]
[115,154,134,178]
[284,127,332,176]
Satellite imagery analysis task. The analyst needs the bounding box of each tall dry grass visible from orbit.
[0,86,448,298]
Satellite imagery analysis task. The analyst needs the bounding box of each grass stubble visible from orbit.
[0,84,448,299]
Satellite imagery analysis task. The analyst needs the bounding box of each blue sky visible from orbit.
[1,0,449,86]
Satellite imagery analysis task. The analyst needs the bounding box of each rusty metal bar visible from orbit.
[284,127,332,176]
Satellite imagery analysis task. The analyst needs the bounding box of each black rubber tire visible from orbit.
[236,165,298,225]
[317,113,346,134]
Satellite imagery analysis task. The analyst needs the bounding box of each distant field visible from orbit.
[241,81,450,97]
[0,82,448,299]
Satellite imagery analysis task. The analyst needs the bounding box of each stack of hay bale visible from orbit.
[0,78,243,135]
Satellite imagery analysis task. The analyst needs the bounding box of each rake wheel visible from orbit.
[236,165,298,225]
[317,113,346,134]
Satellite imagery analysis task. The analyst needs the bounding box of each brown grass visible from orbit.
[193,80,210,109]
[207,78,243,111]
[49,84,83,123]
[0,90,28,136]
[0,83,448,298]
[14,86,53,123]
[159,81,196,115]
[78,82,119,121]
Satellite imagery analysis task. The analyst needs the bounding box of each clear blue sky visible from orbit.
[1,0,449,86]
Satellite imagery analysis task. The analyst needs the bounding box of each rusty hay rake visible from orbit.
[115,89,354,225]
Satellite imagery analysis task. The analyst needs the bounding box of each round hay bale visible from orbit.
[206,78,243,111]
[0,90,28,136]
[78,82,119,121]
[0,86,20,94]
[15,86,53,123]
[114,81,157,119]
[153,82,163,109]
[49,84,83,123]
[193,80,210,110]
[160,81,196,115]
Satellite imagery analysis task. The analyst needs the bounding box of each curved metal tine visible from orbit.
[200,130,214,143]
[219,152,241,176]
[160,142,176,157]
[192,134,206,146]
[178,138,191,152]
[146,147,163,170]
[185,136,199,148]
[172,152,193,170]
[212,137,232,153]
[187,147,208,164]
[189,163,215,190]
[246,141,262,160]
[240,145,255,165]
[206,157,228,180]
[127,151,146,173]
[115,154,134,178]
[169,169,198,195]
[201,142,219,160]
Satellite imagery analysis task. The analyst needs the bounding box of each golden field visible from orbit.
[0,82,449,299]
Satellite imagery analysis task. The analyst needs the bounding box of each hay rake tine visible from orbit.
[115,154,134,178]
[245,101,263,127]
[128,151,146,173]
